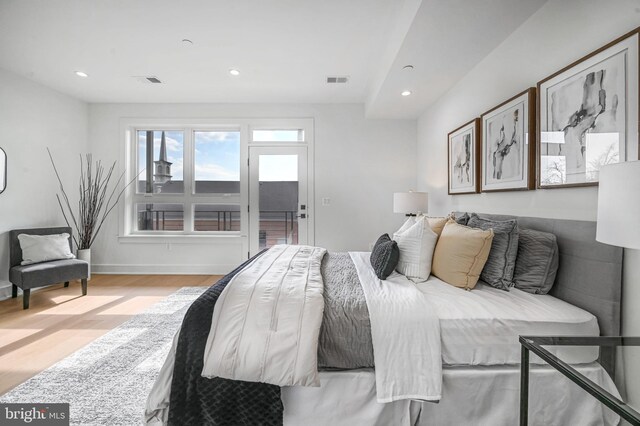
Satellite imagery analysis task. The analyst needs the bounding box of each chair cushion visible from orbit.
[17,233,75,265]
[10,259,88,289]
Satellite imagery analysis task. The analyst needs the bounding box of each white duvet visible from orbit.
[201,244,326,387]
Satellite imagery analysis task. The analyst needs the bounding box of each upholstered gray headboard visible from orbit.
[456,213,623,373]
[456,213,623,334]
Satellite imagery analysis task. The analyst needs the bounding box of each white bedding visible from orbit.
[201,245,326,386]
[350,251,442,403]
[282,364,620,426]
[416,276,600,365]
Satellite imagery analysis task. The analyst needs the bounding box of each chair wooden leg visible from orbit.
[64,281,69,288]
[23,289,30,310]
[12,284,18,298]
[81,279,87,296]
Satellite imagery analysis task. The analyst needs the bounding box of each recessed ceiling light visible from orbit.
[75,71,88,78]
[182,39,193,45]
[401,90,412,96]
[402,65,414,71]
[229,69,240,76]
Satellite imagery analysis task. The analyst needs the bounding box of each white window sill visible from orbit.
[118,234,244,244]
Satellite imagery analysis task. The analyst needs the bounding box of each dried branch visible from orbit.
[47,148,137,250]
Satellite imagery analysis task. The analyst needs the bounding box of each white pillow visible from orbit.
[393,216,438,282]
[18,233,76,265]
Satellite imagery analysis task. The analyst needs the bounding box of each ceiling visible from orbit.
[0,0,547,118]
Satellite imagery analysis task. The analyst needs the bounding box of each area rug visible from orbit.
[0,286,207,425]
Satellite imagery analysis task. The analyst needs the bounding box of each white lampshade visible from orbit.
[393,191,428,214]
[596,161,640,249]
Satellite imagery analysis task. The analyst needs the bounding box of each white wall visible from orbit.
[88,103,416,273]
[416,0,639,405]
[0,68,89,297]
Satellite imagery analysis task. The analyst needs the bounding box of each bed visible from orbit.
[145,213,624,425]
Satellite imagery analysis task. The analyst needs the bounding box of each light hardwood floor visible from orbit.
[0,274,220,395]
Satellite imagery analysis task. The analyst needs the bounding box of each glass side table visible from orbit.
[519,336,640,426]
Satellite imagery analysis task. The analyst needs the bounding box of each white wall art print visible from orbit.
[538,29,639,188]
[481,88,535,191]
[448,118,479,195]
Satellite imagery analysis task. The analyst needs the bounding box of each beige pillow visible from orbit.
[432,220,494,290]
[420,216,448,237]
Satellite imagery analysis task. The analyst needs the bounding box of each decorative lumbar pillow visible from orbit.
[393,216,438,282]
[18,233,75,265]
[466,213,519,290]
[432,220,494,290]
[513,229,559,294]
[369,234,400,280]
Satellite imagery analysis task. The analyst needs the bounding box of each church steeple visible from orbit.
[159,131,168,162]
[153,131,172,192]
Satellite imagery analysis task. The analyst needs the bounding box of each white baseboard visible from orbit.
[0,283,12,300]
[91,263,236,275]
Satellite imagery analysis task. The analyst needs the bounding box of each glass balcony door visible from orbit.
[248,146,308,256]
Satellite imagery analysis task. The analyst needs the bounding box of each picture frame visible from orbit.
[537,27,639,189]
[448,118,480,195]
[0,147,5,194]
[480,88,536,192]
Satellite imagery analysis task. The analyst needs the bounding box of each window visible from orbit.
[136,203,184,230]
[252,129,305,142]
[194,131,240,194]
[122,118,313,240]
[194,204,240,231]
[137,130,184,194]
[130,127,241,234]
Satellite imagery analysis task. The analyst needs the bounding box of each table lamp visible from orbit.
[596,161,640,249]
[393,191,428,217]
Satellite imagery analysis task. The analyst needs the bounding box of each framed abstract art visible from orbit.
[537,27,639,189]
[480,88,536,192]
[448,118,480,195]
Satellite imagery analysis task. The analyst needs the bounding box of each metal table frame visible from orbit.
[519,335,640,426]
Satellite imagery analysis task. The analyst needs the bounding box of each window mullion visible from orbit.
[183,128,194,232]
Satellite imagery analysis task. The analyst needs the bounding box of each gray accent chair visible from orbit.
[9,227,89,309]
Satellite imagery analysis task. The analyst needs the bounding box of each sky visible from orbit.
[137,130,298,183]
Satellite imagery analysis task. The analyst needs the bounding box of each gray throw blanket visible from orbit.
[318,252,374,369]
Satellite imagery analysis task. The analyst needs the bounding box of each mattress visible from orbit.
[318,253,599,368]
[416,276,600,365]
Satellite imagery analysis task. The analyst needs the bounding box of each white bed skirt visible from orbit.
[282,364,620,426]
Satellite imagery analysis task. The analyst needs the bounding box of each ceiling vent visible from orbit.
[326,76,349,84]
[133,76,163,84]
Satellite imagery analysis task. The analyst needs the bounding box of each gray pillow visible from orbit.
[513,229,559,294]
[466,213,519,290]
[452,212,470,226]
[370,234,400,280]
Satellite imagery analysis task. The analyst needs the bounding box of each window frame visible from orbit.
[130,125,243,236]
[118,118,314,248]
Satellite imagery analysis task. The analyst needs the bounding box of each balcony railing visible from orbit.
[137,209,298,248]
